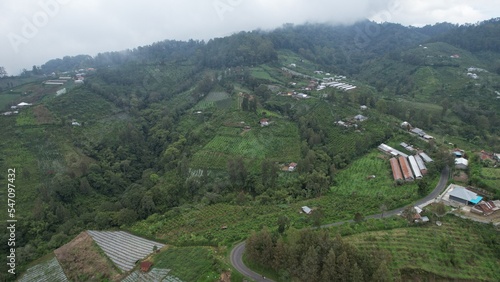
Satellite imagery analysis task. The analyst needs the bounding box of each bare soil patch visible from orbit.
[32,104,56,124]
[55,231,123,282]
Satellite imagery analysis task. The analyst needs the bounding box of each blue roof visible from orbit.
[470,196,483,205]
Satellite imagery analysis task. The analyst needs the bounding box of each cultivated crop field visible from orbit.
[194,91,232,110]
[18,257,68,282]
[153,246,220,282]
[0,93,21,110]
[345,215,500,281]
[131,203,286,246]
[190,118,301,171]
[302,150,435,221]
[87,230,165,272]
[481,167,500,194]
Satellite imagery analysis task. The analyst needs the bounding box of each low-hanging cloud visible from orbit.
[0,0,498,74]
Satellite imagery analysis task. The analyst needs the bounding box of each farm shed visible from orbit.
[288,162,298,171]
[419,152,433,163]
[411,128,426,137]
[414,155,428,174]
[354,114,367,122]
[448,185,482,206]
[140,261,153,272]
[302,206,312,214]
[471,201,499,216]
[260,118,269,127]
[398,156,414,181]
[390,158,403,181]
[378,143,409,158]
[455,157,469,169]
[408,156,423,179]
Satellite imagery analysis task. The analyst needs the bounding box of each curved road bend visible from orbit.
[230,241,273,282]
[230,166,450,280]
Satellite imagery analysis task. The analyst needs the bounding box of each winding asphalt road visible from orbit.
[229,166,450,281]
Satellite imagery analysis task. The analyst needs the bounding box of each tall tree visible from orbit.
[320,248,337,281]
[299,246,319,281]
[335,251,350,282]
[0,66,7,77]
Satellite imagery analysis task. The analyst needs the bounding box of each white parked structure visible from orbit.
[455,157,469,169]
[302,206,312,214]
[378,143,409,158]
[419,152,433,163]
[408,155,423,179]
[56,88,67,96]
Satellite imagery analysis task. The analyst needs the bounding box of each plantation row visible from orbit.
[132,203,288,245]
[346,217,500,281]
[19,257,68,282]
[87,231,165,271]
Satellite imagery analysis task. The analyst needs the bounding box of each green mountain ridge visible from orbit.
[1,19,500,281]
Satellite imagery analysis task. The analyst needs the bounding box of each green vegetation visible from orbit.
[346,215,500,281]
[153,247,221,282]
[2,19,500,281]
[0,93,21,110]
[245,227,393,281]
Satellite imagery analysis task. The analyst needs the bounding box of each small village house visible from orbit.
[455,157,468,170]
[140,261,153,272]
[448,185,482,206]
[301,206,312,214]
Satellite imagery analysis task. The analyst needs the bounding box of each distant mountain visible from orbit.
[428,18,500,53]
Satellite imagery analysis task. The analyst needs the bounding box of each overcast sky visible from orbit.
[1,0,499,74]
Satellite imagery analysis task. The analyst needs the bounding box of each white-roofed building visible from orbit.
[455,158,469,169]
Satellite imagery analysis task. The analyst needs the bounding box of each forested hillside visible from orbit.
[1,19,500,281]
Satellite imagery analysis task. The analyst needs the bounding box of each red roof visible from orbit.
[289,162,298,167]
[390,158,403,181]
[475,201,498,215]
[140,261,153,272]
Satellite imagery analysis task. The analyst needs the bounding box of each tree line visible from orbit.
[246,227,393,281]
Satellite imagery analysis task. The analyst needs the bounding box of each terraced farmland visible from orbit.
[345,215,500,281]
[131,203,285,245]
[191,119,300,170]
[87,230,165,272]
[194,91,232,110]
[19,257,68,282]
[122,268,183,282]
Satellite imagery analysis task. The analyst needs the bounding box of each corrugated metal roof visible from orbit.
[449,186,478,202]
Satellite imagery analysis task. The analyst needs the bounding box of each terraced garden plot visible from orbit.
[190,121,300,170]
[122,268,182,282]
[194,91,231,110]
[87,230,165,272]
[131,203,285,245]
[345,216,500,281]
[19,257,68,282]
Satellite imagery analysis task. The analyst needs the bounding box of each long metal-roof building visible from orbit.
[419,152,433,163]
[390,158,403,181]
[378,143,409,158]
[398,156,414,181]
[408,155,423,179]
[414,154,428,175]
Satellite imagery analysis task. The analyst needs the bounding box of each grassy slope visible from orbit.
[153,246,220,282]
[345,215,500,281]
